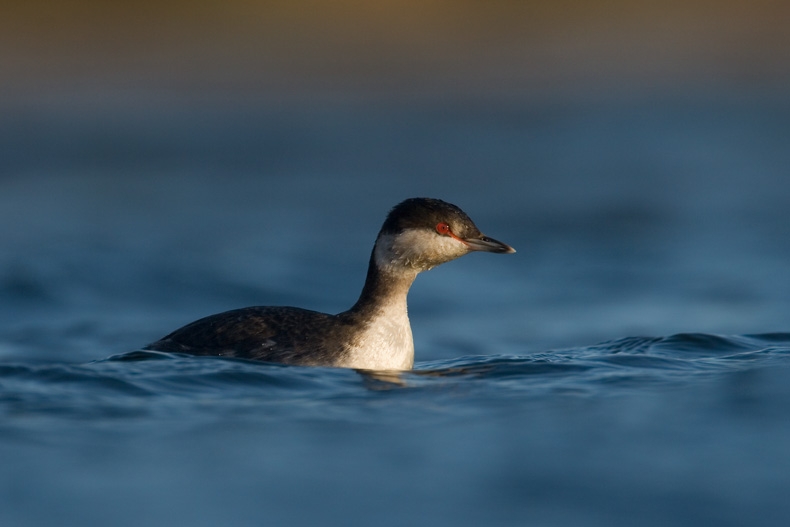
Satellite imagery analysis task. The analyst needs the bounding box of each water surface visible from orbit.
[1,95,789,526]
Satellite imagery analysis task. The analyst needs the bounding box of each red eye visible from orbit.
[436,222,450,235]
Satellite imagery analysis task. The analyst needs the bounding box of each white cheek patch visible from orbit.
[375,229,469,271]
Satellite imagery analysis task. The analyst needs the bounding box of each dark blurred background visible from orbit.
[2,0,789,103]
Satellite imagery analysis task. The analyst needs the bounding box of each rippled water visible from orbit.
[2,94,790,526]
[3,334,790,526]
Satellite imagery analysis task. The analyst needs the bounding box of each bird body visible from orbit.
[145,198,514,370]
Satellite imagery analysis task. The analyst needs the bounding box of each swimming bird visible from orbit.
[144,198,515,370]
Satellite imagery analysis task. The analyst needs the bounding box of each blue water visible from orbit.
[2,93,790,526]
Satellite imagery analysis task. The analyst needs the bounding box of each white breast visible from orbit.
[339,297,414,371]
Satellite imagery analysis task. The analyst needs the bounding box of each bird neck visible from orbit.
[348,249,418,318]
[333,246,418,370]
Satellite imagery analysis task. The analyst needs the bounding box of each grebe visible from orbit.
[144,198,515,370]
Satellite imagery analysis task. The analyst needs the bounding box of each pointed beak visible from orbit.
[463,235,516,254]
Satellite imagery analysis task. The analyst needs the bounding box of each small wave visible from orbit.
[0,333,788,420]
[413,332,790,393]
